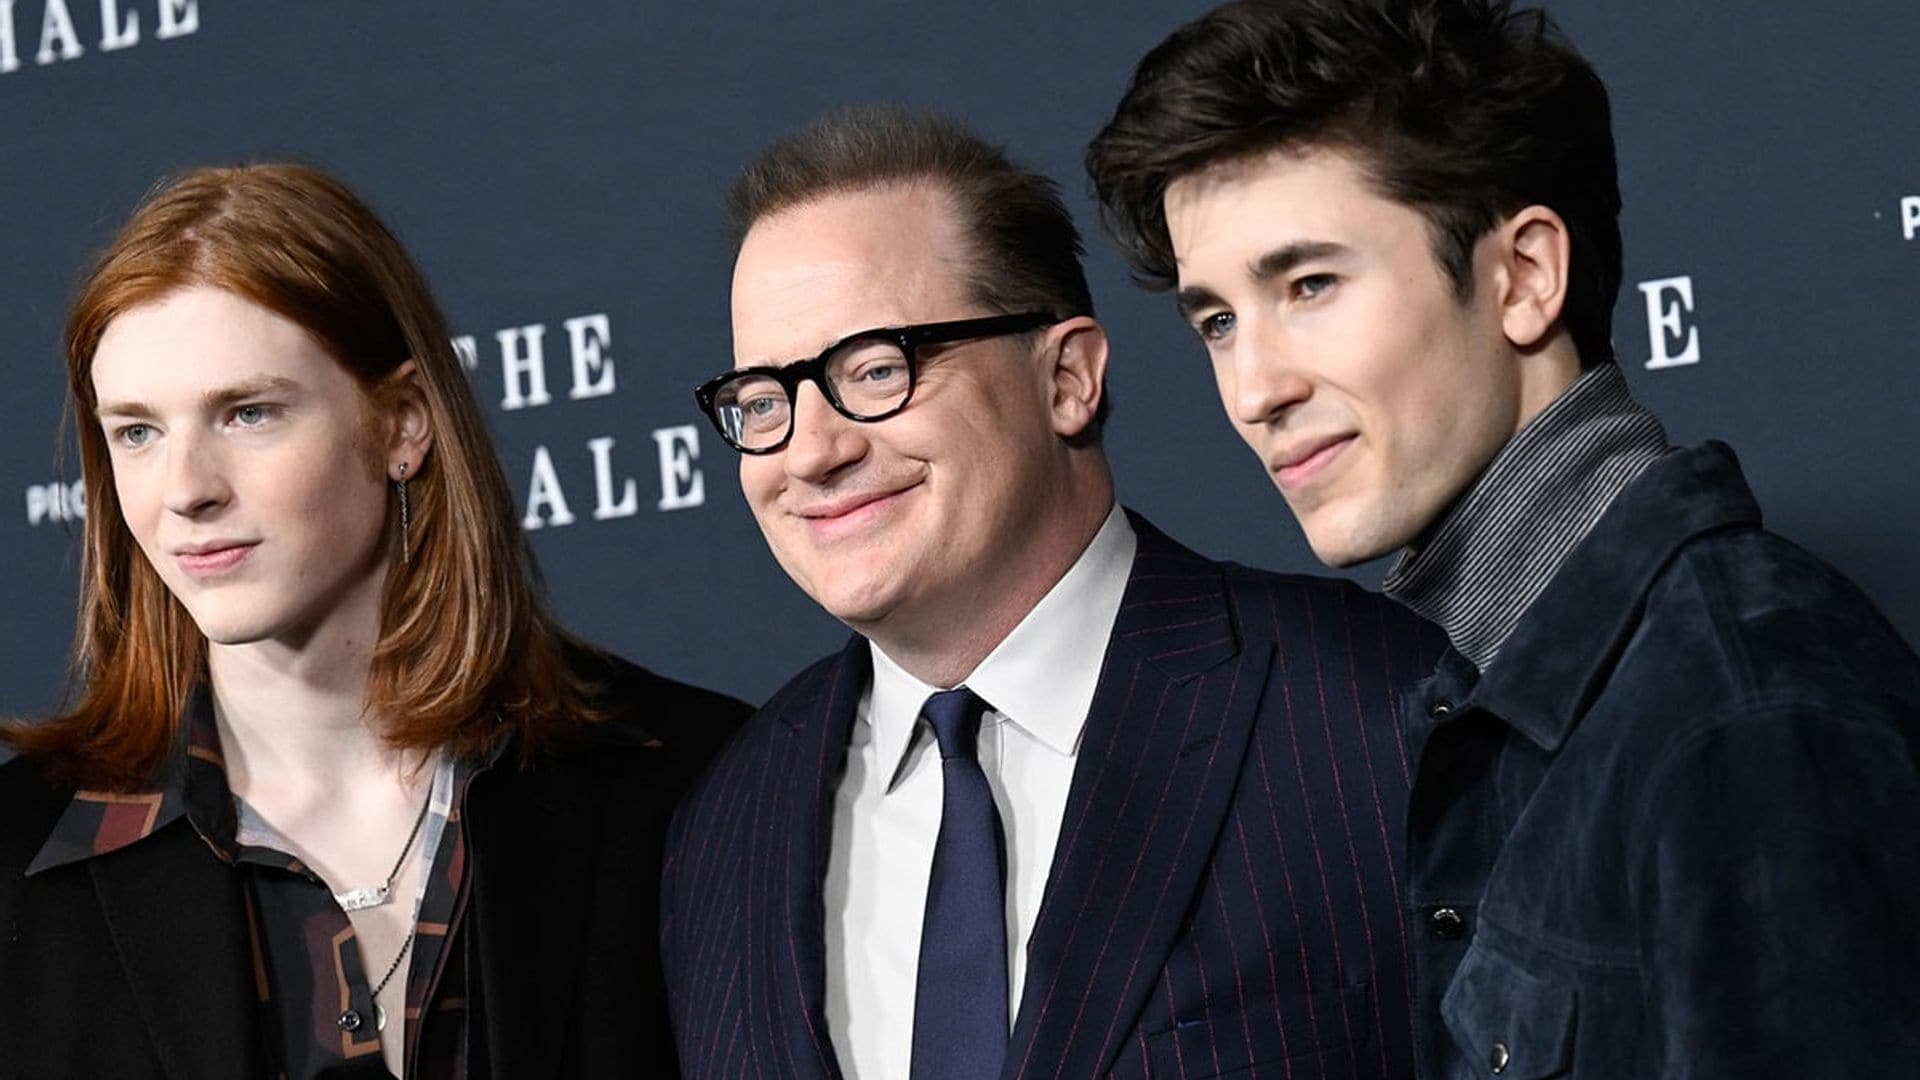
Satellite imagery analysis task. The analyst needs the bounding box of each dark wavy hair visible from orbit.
[1086,0,1622,367]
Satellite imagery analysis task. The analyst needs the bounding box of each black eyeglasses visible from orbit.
[694,311,1059,454]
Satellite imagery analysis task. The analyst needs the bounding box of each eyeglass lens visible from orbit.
[709,336,913,451]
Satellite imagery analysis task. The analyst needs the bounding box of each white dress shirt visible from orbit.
[823,505,1137,1080]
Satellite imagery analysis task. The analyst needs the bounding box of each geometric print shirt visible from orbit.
[25,685,487,1079]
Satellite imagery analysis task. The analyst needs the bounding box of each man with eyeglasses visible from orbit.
[662,104,1444,1080]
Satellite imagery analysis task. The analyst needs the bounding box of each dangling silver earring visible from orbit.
[395,462,411,565]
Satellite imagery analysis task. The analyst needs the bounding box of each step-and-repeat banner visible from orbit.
[2,1,1914,725]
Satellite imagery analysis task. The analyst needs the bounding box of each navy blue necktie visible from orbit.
[910,687,1009,1080]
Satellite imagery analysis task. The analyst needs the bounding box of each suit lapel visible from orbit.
[757,636,867,1080]
[469,754,605,1078]
[90,823,263,1080]
[1008,516,1270,1079]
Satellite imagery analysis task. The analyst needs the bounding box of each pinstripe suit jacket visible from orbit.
[662,514,1444,1079]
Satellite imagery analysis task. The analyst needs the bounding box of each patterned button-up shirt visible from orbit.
[26,687,488,1079]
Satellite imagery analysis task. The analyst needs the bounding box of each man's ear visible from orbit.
[380,360,436,481]
[1043,316,1109,439]
[1496,205,1572,351]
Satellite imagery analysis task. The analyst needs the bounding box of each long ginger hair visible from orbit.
[6,164,596,789]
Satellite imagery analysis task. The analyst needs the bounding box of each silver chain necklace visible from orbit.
[335,779,435,1032]
[331,781,434,913]
[371,925,417,1032]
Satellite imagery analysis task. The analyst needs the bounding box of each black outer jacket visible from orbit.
[0,652,751,1079]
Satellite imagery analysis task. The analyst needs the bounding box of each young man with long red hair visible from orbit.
[0,163,747,1078]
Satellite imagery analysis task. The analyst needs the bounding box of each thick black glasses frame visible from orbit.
[694,310,1059,454]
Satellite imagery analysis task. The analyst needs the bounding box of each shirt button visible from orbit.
[1490,1041,1510,1073]
[1430,906,1466,939]
[1428,700,1453,719]
[337,1010,364,1032]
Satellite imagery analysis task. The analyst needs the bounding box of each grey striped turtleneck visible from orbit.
[1381,363,1670,671]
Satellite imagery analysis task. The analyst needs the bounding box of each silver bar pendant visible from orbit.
[334,885,391,912]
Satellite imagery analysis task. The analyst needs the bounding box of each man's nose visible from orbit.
[781,381,870,482]
[1226,328,1312,427]
[160,432,232,519]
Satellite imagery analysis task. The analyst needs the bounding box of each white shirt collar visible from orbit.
[865,504,1137,785]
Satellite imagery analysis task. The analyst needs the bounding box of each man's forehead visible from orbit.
[730,185,976,364]
[1168,144,1368,217]
[1165,146,1412,270]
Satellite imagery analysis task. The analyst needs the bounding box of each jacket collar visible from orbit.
[1467,441,1763,751]
[465,733,615,1078]
[11,687,266,1080]
[1007,511,1260,1077]
[1102,509,1244,681]
[762,634,870,1078]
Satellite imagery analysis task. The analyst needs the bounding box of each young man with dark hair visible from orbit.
[1087,1,1920,1075]
[664,104,1444,1079]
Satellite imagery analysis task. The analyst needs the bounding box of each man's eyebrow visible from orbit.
[1174,240,1353,321]
[95,374,303,419]
[92,397,156,421]
[200,375,302,412]
[1175,284,1226,322]
[1250,240,1350,282]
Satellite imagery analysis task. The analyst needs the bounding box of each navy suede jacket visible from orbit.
[1401,443,1920,1078]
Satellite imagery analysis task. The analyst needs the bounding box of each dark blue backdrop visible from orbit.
[2,1,1914,724]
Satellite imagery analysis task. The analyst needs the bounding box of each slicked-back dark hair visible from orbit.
[1086,0,1621,368]
[728,104,1096,324]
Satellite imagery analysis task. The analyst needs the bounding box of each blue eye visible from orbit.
[1197,311,1236,343]
[118,423,154,448]
[1293,274,1336,300]
[233,405,269,426]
